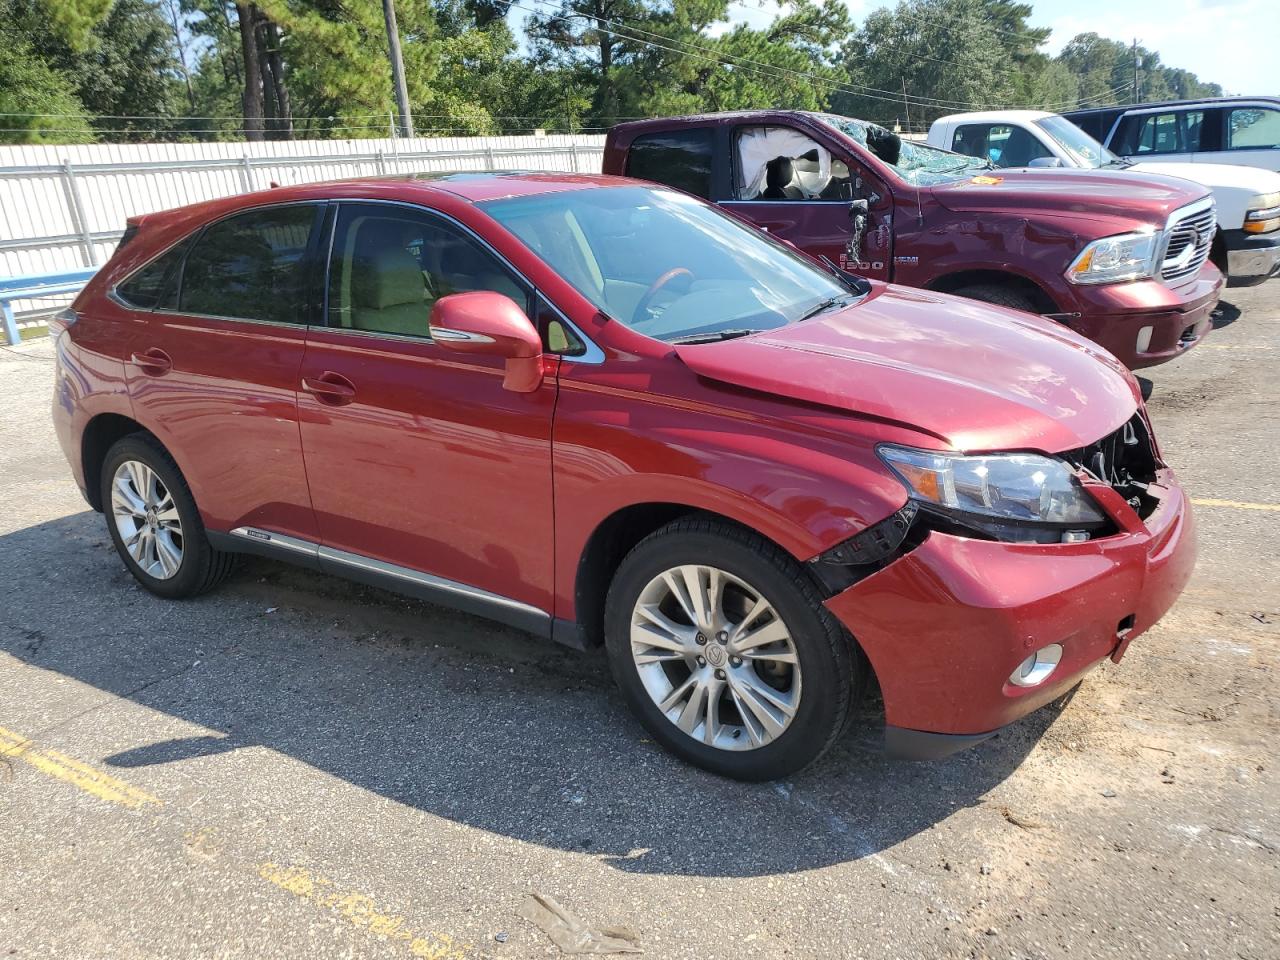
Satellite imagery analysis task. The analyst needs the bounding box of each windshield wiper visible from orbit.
[670,328,759,345]
[799,295,856,322]
[819,255,872,295]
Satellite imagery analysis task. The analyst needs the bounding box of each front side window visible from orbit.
[1227,106,1280,149]
[625,129,714,199]
[481,185,853,344]
[951,124,1052,168]
[115,238,190,310]
[179,205,318,324]
[733,126,854,200]
[326,204,530,339]
[950,124,991,159]
[817,114,990,186]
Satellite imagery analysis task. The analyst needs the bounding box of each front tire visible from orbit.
[951,283,1037,314]
[603,518,860,781]
[100,433,234,599]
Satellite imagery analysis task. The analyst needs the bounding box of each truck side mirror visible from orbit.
[846,199,870,264]
[1028,157,1064,168]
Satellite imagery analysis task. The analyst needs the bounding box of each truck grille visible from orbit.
[1161,201,1216,283]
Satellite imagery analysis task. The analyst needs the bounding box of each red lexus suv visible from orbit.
[51,173,1197,780]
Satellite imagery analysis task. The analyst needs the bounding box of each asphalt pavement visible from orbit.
[1,285,1277,960]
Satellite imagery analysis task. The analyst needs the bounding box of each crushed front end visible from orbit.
[816,411,1197,760]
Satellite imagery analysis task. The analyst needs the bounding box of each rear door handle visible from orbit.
[301,372,356,406]
[130,348,171,375]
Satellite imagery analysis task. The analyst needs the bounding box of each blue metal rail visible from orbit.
[0,268,97,345]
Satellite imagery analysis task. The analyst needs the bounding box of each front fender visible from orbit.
[550,361,914,622]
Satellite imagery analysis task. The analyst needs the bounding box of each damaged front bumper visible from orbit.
[823,468,1196,761]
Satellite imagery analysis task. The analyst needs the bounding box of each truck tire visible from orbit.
[603,517,861,781]
[951,284,1037,314]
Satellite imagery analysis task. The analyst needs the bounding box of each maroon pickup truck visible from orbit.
[603,110,1223,369]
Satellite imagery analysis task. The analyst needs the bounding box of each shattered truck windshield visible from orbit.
[817,114,992,186]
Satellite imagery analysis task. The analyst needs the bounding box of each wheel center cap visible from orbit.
[704,644,727,668]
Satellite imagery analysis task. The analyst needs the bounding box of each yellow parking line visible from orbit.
[1,724,470,954]
[0,726,160,809]
[1191,498,1280,513]
[259,862,472,959]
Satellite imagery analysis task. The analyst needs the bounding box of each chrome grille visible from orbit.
[1161,201,1216,283]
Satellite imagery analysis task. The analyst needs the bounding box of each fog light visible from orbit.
[1135,325,1154,354]
[1009,643,1063,688]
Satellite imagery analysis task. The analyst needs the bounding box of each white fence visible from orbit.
[0,133,606,324]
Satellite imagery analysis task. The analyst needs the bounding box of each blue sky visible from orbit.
[504,0,1271,99]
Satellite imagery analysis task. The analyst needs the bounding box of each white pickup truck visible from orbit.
[927,110,1280,287]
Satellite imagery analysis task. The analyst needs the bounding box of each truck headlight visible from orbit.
[878,445,1107,540]
[1066,230,1161,284]
[1244,192,1280,234]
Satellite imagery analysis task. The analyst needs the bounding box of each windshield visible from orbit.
[1035,115,1118,169]
[816,113,992,186]
[480,185,854,344]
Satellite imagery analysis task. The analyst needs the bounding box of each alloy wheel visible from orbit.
[110,460,184,580]
[630,564,802,751]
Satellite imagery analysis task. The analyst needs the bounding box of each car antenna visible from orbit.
[902,79,924,226]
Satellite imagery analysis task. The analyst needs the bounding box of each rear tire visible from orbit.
[603,517,860,781]
[952,283,1037,314]
[100,433,234,599]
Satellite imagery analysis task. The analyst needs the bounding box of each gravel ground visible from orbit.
[1,286,1277,960]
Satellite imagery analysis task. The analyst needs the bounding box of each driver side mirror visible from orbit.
[1028,156,1064,168]
[429,291,544,393]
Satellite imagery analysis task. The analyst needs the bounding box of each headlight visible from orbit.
[1244,191,1280,234]
[878,445,1107,540]
[1066,230,1161,284]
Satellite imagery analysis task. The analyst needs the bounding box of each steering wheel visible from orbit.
[632,267,693,326]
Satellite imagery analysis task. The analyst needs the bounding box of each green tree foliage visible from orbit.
[701,0,853,113]
[1053,33,1222,109]
[0,43,93,144]
[1,0,1231,145]
[527,0,852,128]
[2,0,183,141]
[836,0,1013,128]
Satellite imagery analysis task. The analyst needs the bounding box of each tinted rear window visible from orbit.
[625,129,714,199]
[114,239,189,310]
[179,205,317,324]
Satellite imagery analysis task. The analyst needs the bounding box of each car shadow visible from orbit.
[1,512,1057,878]
[1212,299,1242,329]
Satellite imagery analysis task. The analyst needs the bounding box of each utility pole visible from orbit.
[382,0,414,138]
[1132,38,1143,104]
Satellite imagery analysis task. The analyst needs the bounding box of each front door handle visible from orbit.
[131,348,172,375]
[301,372,356,406]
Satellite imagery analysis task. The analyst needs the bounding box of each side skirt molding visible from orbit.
[213,527,553,639]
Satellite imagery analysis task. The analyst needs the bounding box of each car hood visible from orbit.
[932,167,1208,222]
[674,284,1138,453]
[1128,160,1280,195]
